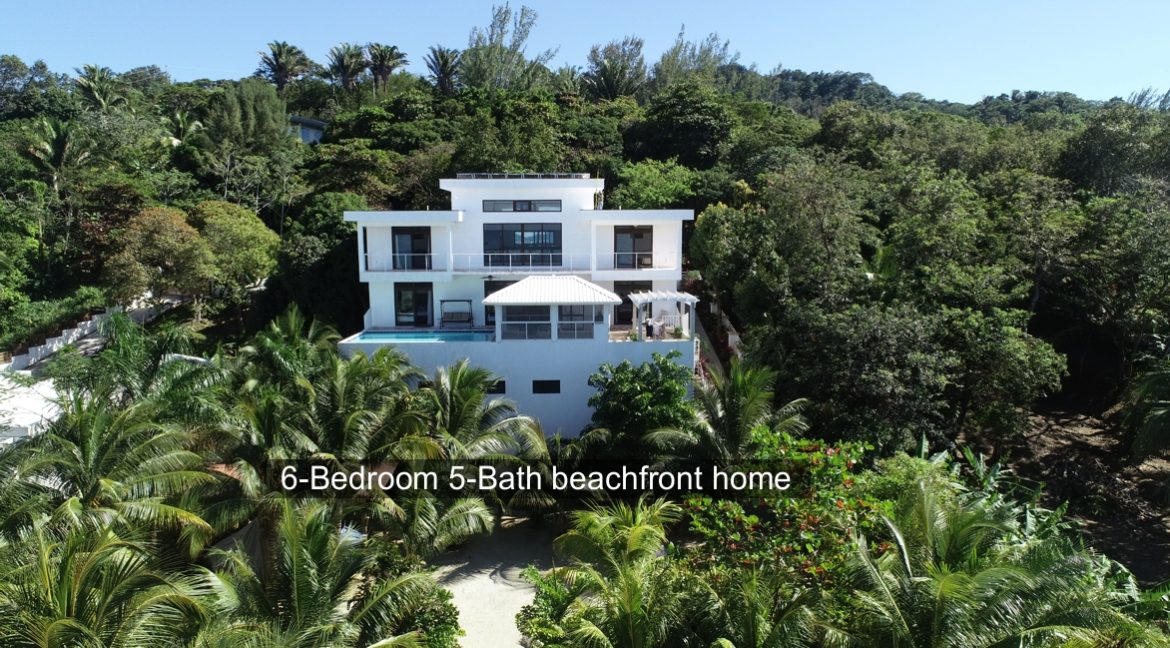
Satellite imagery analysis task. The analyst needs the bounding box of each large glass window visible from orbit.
[483,200,561,212]
[614,226,653,269]
[392,227,431,270]
[558,305,601,339]
[394,283,433,327]
[501,305,551,340]
[483,223,562,267]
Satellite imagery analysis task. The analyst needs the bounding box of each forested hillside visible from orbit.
[2,3,1169,462]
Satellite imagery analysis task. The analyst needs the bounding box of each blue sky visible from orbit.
[2,0,1166,103]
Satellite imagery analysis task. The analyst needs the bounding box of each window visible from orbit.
[483,223,562,267]
[614,226,653,269]
[488,380,506,394]
[532,380,560,394]
[557,305,601,339]
[394,283,433,327]
[501,305,551,340]
[483,200,561,212]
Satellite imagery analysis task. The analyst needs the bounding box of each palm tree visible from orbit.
[233,304,340,394]
[24,116,91,196]
[584,58,642,101]
[647,358,807,469]
[74,64,126,111]
[542,497,702,648]
[1125,358,1170,457]
[554,496,681,570]
[424,45,460,95]
[206,499,435,647]
[160,108,203,147]
[823,483,1157,647]
[0,524,208,647]
[699,569,817,648]
[396,491,495,559]
[367,43,408,96]
[422,359,546,463]
[0,390,213,533]
[325,42,368,94]
[256,41,313,92]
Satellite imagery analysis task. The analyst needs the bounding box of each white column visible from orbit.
[447,226,454,272]
[495,310,502,342]
[358,224,367,272]
[589,223,597,274]
[550,305,559,340]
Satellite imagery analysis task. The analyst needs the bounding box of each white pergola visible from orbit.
[628,290,700,340]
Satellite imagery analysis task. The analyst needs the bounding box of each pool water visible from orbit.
[356,330,494,343]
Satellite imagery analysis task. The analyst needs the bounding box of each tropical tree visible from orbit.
[647,358,808,469]
[256,40,313,92]
[325,43,368,94]
[206,499,436,647]
[396,491,495,560]
[425,45,460,95]
[824,484,1157,646]
[0,390,214,533]
[422,359,546,463]
[24,116,91,196]
[0,524,208,647]
[74,63,126,111]
[583,37,647,101]
[698,569,817,648]
[1125,357,1170,458]
[367,43,408,96]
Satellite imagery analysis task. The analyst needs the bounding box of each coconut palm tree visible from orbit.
[256,41,313,92]
[647,358,807,469]
[424,45,460,95]
[699,569,817,648]
[0,390,213,533]
[0,524,208,647]
[367,43,408,97]
[160,108,203,147]
[822,483,1157,647]
[74,64,126,111]
[233,304,340,394]
[206,499,435,647]
[543,497,703,648]
[24,116,91,196]
[325,43,368,94]
[396,491,495,560]
[422,359,546,463]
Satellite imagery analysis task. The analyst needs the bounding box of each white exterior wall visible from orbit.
[340,336,695,436]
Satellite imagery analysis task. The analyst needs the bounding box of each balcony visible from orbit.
[364,253,445,273]
[451,252,593,273]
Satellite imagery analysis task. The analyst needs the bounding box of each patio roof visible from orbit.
[483,275,621,306]
[628,290,700,306]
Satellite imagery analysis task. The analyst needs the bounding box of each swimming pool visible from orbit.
[355,330,495,343]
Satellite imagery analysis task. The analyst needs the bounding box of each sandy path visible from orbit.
[432,517,560,647]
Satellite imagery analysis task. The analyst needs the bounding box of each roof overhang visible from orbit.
[483,275,621,306]
[344,210,463,224]
[585,209,694,222]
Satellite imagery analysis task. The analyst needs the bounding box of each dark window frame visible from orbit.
[532,379,561,394]
[483,199,562,212]
[488,380,506,395]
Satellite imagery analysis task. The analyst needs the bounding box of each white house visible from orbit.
[338,173,699,436]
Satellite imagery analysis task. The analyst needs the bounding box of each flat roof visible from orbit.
[483,275,621,306]
[456,172,590,179]
[629,290,700,306]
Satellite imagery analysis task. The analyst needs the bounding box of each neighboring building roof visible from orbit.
[289,114,327,129]
[483,275,621,306]
[628,290,700,306]
[456,172,591,179]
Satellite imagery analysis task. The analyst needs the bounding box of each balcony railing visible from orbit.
[364,253,443,272]
[600,251,679,271]
[363,251,681,273]
[452,253,593,273]
[501,322,552,340]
